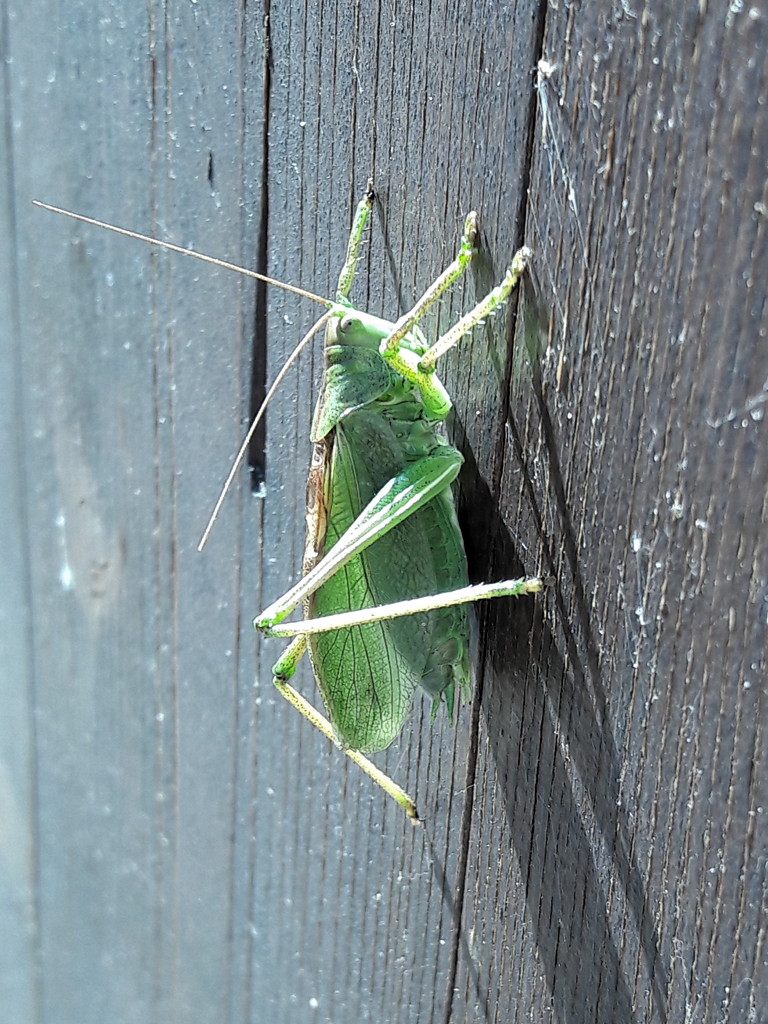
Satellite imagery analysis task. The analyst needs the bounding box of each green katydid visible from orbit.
[34,185,544,821]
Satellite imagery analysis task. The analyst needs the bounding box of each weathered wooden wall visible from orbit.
[2,1,765,1022]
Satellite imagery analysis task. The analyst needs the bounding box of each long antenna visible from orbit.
[32,200,331,307]
[197,307,337,551]
[34,199,343,546]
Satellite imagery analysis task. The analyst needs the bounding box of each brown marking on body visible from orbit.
[303,435,332,574]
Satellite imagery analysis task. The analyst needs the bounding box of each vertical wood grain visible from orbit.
[2,1,765,1022]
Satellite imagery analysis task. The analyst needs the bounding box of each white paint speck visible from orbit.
[55,512,75,590]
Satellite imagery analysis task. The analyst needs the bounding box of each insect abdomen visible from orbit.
[307,399,470,752]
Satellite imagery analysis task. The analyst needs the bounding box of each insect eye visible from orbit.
[338,314,358,334]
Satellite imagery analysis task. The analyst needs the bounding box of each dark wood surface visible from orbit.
[3,1,765,1022]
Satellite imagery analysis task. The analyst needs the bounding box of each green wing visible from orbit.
[307,407,470,753]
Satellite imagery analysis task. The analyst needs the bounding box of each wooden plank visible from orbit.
[248,3,546,1021]
[0,6,37,1018]
[4,0,765,1022]
[451,4,768,1022]
[8,3,266,1023]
